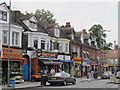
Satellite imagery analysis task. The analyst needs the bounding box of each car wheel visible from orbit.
[63,80,67,86]
[72,80,76,85]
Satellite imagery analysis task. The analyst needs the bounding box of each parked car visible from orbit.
[48,72,76,86]
[114,71,120,84]
[101,71,113,79]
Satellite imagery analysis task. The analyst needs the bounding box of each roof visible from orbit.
[20,14,33,20]
[0,2,7,6]
[75,31,82,37]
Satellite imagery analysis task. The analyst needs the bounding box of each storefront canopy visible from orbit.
[72,58,82,64]
[58,60,74,66]
[42,61,63,65]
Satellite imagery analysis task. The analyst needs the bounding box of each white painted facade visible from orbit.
[57,38,70,54]
[22,16,51,58]
[24,31,51,51]
[0,3,9,24]
[0,3,23,48]
[0,3,10,57]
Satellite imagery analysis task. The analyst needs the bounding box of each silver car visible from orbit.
[115,71,120,83]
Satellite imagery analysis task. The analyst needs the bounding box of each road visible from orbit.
[16,79,119,90]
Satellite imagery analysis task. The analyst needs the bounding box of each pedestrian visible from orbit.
[50,68,55,76]
[91,70,94,80]
[87,71,91,82]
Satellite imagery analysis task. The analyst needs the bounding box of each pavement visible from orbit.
[1,76,101,90]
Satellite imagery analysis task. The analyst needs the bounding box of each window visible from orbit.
[59,42,63,52]
[41,40,45,50]
[12,32,19,46]
[3,11,7,21]
[47,42,49,51]
[29,21,37,29]
[72,47,76,52]
[53,42,55,50]
[54,28,60,37]
[0,11,7,21]
[0,11,2,20]
[65,43,68,53]
[77,48,80,57]
[2,30,8,44]
[34,40,38,49]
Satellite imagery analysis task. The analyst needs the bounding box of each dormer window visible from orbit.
[0,10,7,21]
[29,20,37,29]
[54,27,60,37]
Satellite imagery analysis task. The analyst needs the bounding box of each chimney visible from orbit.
[15,10,21,22]
[11,10,21,23]
[82,29,86,32]
[65,22,71,27]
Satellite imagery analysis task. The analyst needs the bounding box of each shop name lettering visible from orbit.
[38,53,56,57]
[3,48,22,55]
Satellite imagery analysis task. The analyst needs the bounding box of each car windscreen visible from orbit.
[54,73,62,76]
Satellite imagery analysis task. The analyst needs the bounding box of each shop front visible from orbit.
[57,54,73,74]
[32,51,61,76]
[72,58,82,77]
[90,60,98,71]
[0,47,27,84]
[82,59,91,77]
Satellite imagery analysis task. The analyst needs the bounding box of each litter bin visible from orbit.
[9,79,15,87]
[41,75,47,86]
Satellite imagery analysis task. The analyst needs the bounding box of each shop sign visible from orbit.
[57,55,70,60]
[103,64,108,67]
[82,60,90,66]
[38,51,57,58]
[3,47,23,57]
[90,61,98,65]
[72,58,82,64]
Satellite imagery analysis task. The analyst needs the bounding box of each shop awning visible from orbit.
[82,59,91,66]
[58,60,74,66]
[42,61,63,65]
[72,58,82,64]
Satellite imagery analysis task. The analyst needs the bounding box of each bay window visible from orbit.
[59,42,63,52]
[12,32,19,46]
[41,40,45,50]
[2,30,8,45]
[65,43,68,53]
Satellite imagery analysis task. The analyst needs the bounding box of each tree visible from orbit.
[25,9,56,23]
[34,9,56,23]
[88,24,112,50]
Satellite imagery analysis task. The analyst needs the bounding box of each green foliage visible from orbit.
[89,24,112,50]
[26,9,56,23]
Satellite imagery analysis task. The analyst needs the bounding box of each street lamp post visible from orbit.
[7,0,11,87]
[114,41,116,75]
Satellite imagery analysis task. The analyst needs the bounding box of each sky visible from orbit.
[0,0,119,45]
